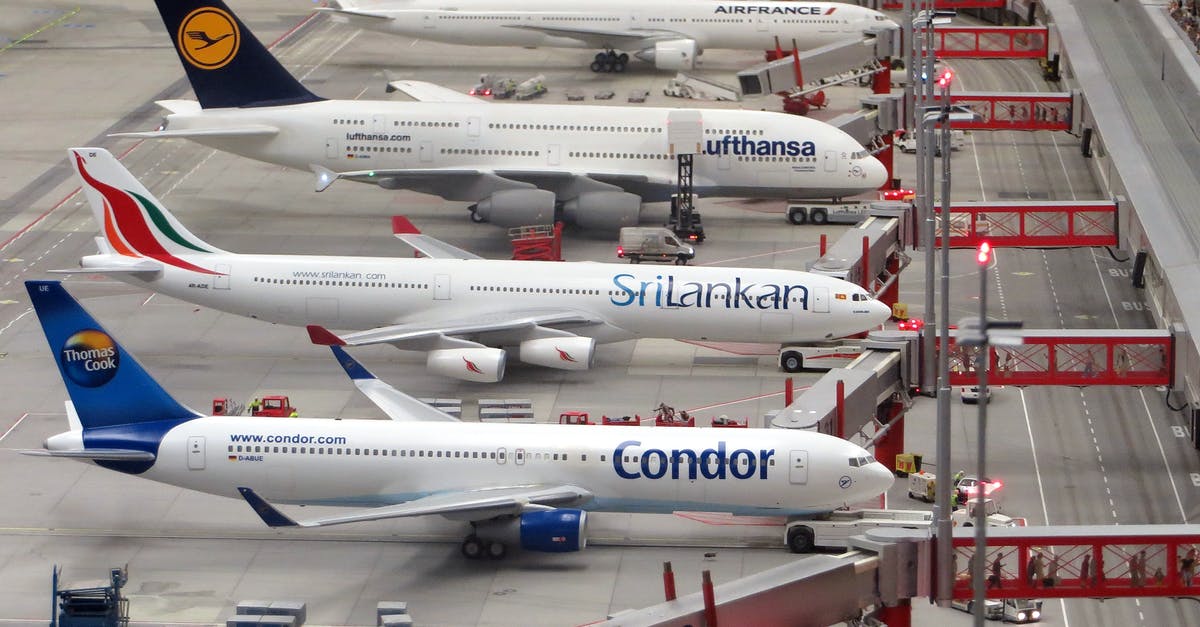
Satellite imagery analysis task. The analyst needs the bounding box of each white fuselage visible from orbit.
[108,254,889,344]
[329,0,890,54]
[165,99,887,201]
[130,416,893,515]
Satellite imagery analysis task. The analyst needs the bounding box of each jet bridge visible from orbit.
[806,204,913,302]
[737,25,899,97]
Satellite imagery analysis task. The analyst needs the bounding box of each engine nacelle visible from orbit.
[475,510,588,553]
[471,189,557,228]
[426,348,506,382]
[519,336,595,371]
[561,191,642,231]
[636,39,699,71]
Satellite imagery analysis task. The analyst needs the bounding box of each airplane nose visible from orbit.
[869,299,892,326]
[867,462,895,496]
[863,155,889,190]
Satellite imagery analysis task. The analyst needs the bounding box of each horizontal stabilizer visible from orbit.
[51,258,163,274]
[237,485,592,528]
[20,449,156,461]
[112,126,279,140]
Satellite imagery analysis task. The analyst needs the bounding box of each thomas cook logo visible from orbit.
[177,7,240,70]
[60,330,119,388]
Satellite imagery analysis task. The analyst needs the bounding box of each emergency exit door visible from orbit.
[187,436,206,470]
[788,450,809,484]
[434,274,451,300]
[811,287,829,313]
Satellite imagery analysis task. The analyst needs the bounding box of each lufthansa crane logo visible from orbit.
[177,7,240,70]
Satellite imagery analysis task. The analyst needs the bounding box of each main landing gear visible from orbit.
[590,50,629,73]
[461,534,508,560]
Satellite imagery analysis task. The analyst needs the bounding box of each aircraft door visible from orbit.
[758,17,770,31]
[788,450,809,484]
[373,114,386,132]
[187,436,205,470]
[718,152,731,171]
[326,138,339,159]
[213,264,230,290]
[420,141,434,163]
[547,144,561,166]
[467,116,481,137]
[823,150,838,173]
[811,287,829,313]
[434,274,451,300]
[423,11,435,29]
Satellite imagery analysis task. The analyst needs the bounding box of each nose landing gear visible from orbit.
[589,50,629,73]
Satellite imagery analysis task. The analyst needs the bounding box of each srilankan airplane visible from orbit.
[115,0,889,231]
[59,148,892,383]
[21,280,894,558]
[319,0,897,73]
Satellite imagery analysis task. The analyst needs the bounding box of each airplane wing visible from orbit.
[503,24,685,51]
[310,164,670,196]
[328,345,459,422]
[238,484,593,528]
[385,80,485,104]
[111,125,280,139]
[307,309,602,351]
[390,216,482,260]
[314,6,393,21]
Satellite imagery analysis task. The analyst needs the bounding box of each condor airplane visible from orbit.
[115,0,888,231]
[60,148,890,382]
[22,280,894,558]
[320,0,896,73]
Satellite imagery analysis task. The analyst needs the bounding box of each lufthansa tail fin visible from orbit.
[151,0,322,109]
[25,281,202,431]
[68,148,232,273]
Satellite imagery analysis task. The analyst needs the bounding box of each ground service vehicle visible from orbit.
[778,342,867,372]
[961,385,992,404]
[786,201,873,225]
[249,395,297,417]
[951,497,1017,528]
[895,128,965,155]
[515,75,547,100]
[785,508,933,553]
[616,227,695,264]
[907,471,936,502]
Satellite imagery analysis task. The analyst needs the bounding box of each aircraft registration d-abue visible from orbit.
[59,148,892,383]
[21,280,894,559]
[320,0,896,73]
[117,0,889,231]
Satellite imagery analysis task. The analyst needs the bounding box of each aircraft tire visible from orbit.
[461,536,485,559]
[486,541,508,560]
[603,61,615,73]
[618,52,629,64]
[787,526,815,553]
[590,61,604,73]
[595,52,609,63]
[780,350,804,373]
[613,61,626,73]
[469,210,487,223]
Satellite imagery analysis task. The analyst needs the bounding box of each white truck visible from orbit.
[616,227,695,265]
[785,509,933,553]
[895,128,966,155]
[951,598,1042,623]
[663,73,741,101]
[785,201,873,225]
[951,497,1018,528]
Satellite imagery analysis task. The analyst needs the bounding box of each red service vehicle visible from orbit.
[653,403,695,427]
[249,395,297,418]
[711,415,748,428]
[602,414,642,426]
[558,411,594,425]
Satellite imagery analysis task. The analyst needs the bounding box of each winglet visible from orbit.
[307,325,346,346]
[330,345,373,381]
[392,215,421,235]
[237,487,299,527]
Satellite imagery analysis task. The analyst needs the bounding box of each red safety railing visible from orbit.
[882,0,1005,9]
[948,92,1074,131]
[944,330,1173,387]
[950,526,1200,600]
[934,201,1117,248]
[934,27,1049,58]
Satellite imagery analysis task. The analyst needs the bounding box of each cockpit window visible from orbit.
[850,150,869,160]
[849,456,873,467]
[852,293,869,301]
[849,457,860,467]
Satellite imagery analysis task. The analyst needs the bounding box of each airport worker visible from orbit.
[289,410,299,418]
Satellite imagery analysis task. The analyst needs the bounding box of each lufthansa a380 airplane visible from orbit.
[60,148,891,382]
[116,0,888,231]
[22,280,894,558]
[320,0,896,73]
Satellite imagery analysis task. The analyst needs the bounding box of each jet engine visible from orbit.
[519,337,595,371]
[475,509,588,553]
[635,39,699,71]
[426,348,506,382]
[470,189,556,228]
[561,191,642,231]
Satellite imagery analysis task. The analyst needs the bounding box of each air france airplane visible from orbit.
[320,0,896,73]
[116,0,889,231]
[22,280,894,558]
[59,148,891,382]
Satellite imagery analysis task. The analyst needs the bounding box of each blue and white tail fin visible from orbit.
[25,281,201,434]
[151,0,322,109]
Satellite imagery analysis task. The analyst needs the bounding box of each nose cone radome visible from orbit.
[865,461,895,497]
[863,155,889,191]
[868,298,892,327]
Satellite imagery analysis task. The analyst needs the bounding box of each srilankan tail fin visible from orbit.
[24,281,202,432]
[68,148,231,274]
[151,0,322,109]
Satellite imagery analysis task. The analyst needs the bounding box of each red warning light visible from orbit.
[937,69,954,88]
[976,241,991,265]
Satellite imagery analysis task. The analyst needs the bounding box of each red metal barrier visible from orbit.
[934,201,1117,248]
[935,27,1049,58]
[948,92,1073,131]
[943,329,1172,387]
[950,526,1200,600]
[882,0,1004,9]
